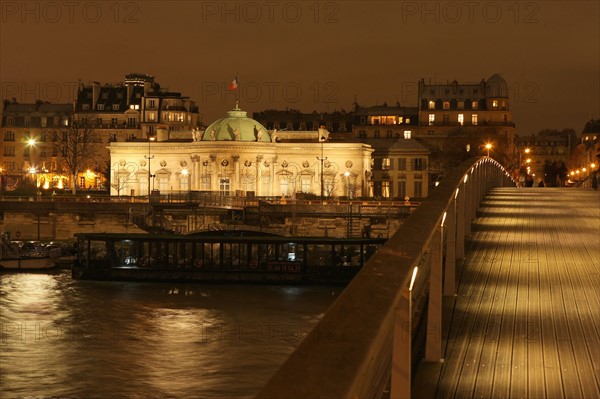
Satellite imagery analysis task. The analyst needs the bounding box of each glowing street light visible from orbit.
[485,143,492,157]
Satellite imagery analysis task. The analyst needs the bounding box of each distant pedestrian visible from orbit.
[538,179,545,187]
[525,175,534,187]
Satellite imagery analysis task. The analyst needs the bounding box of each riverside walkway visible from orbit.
[427,187,600,398]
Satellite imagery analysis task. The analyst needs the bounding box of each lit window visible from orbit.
[148,112,155,122]
[404,130,411,139]
[405,118,410,124]
[428,101,435,110]
[398,117,403,124]
[382,181,390,198]
[472,101,478,109]
[443,101,450,110]
[492,100,499,109]
[428,114,435,125]
[458,114,464,126]
[301,178,310,192]
[382,158,391,170]
[472,114,478,125]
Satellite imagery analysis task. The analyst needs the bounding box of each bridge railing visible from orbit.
[256,157,517,399]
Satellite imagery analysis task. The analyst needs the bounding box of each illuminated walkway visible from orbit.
[430,187,600,398]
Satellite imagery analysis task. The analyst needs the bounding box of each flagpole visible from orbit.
[237,74,240,106]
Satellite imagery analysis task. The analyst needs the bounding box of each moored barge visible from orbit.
[72,232,386,284]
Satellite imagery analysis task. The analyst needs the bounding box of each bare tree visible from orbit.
[54,114,102,194]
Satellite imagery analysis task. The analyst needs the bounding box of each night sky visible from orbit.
[1,0,598,134]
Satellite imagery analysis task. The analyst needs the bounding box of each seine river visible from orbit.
[0,269,341,398]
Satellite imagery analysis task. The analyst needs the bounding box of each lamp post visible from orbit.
[145,134,156,200]
[344,171,351,237]
[317,127,327,199]
[27,138,41,240]
[29,166,40,240]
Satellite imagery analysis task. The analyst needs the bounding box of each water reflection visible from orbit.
[1,270,339,398]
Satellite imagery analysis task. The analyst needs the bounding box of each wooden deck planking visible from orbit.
[437,227,497,399]
[556,214,600,398]
[539,223,564,398]
[434,188,600,399]
[472,208,514,399]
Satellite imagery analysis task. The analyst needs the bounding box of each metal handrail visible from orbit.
[256,157,516,399]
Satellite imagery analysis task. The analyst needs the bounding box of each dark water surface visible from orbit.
[0,270,341,398]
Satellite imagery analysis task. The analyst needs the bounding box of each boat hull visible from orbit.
[0,256,58,270]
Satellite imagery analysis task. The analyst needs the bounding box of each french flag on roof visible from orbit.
[228,76,239,91]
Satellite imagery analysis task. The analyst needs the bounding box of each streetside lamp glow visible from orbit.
[485,143,492,157]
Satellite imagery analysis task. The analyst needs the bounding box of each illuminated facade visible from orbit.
[109,107,374,198]
[74,73,200,180]
[417,74,517,167]
[352,103,419,141]
[0,100,73,191]
[570,119,600,181]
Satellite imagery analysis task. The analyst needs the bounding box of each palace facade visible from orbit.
[109,107,374,198]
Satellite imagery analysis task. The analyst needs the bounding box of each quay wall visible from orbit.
[0,199,408,241]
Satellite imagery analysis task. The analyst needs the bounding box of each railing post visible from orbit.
[470,168,478,220]
[392,283,413,399]
[426,226,443,361]
[464,173,472,236]
[456,182,466,259]
[444,196,457,295]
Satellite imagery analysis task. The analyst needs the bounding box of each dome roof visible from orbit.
[485,74,509,98]
[201,105,270,142]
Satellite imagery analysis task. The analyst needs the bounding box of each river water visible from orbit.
[0,269,341,398]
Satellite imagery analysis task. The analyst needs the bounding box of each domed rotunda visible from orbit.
[199,104,271,142]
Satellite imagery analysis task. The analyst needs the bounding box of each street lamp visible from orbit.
[519,147,531,166]
[484,143,492,157]
[29,166,41,240]
[344,171,351,237]
[145,134,156,200]
[317,126,328,199]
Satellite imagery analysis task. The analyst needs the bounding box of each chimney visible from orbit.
[92,81,100,111]
[126,83,132,106]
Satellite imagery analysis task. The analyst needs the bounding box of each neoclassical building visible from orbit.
[109,107,374,198]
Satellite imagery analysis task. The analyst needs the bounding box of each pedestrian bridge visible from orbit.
[256,158,600,398]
